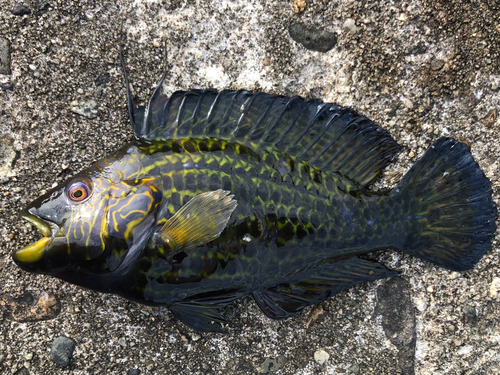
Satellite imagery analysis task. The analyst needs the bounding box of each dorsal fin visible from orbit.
[120,37,400,189]
[132,89,399,188]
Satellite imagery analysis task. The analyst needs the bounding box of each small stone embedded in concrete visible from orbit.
[50,336,76,367]
[1,83,13,91]
[403,98,414,110]
[289,23,337,53]
[343,18,358,34]
[483,107,497,127]
[70,99,99,119]
[95,72,110,86]
[350,363,361,373]
[489,277,500,298]
[11,3,32,16]
[463,306,479,325]
[314,349,329,365]
[0,38,11,75]
[291,0,306,14]
[492,82,499,91]
[305,304,327,329]
[259,356,286,373]
[14,367,29,375]
[0,139,16,177]
[127,369,141,375]
[430,57,445,71]
[36,1,50,12]
[0,291,61,322]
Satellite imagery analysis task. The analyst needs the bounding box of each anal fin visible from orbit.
[253,257,398,319]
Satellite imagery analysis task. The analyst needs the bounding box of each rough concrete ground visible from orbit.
[0,0,499,374]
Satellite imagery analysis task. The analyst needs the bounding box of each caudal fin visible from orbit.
[394,137,497,271]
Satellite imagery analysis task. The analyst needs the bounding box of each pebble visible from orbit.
[343,18,358,34]
[95,72,110,86]
[314,349,330,365]
[408,150,415,158]
[430,57,445,71]
[492,82,498,91]
[11,3,31,16]
[259,356,286,373]
[127,369,141,375]
[29,64,36,71]
[0,140,16,177]
[291,0,307,14]
[0,83,13,91]
[70,99,99,118]
[0,38,11,75]
[77,88,84,94]
[463,305,479,325]
[153,40,161,48]
[489,277,500,298]
[289,23,337,53]
[403,98,414,110]
[50,336,77,367]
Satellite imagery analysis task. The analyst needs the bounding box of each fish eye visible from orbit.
[67,178,93,203]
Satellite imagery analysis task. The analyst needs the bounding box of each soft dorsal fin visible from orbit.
[135,90,399,188]
[120,46,399,188]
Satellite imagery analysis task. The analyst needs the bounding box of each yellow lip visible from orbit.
[13,214,57,264]
[13,237,51,263]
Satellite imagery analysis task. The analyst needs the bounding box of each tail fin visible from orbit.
[393,137,497,271]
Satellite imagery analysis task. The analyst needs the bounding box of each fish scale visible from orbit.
[92,141,410,301]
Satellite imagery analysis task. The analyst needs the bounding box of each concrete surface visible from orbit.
[0,0,499,374]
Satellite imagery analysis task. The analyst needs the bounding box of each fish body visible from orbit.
[13,64,497,332]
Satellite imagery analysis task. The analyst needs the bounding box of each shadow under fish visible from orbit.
[12,42,497,333]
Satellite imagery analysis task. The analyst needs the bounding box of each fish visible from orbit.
[12,45,497,333]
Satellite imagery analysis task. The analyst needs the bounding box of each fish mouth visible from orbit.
[13,213,63,264]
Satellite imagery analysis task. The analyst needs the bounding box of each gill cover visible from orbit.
[106,178,163,243]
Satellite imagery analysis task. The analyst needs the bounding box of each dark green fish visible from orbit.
[13,48,497,333]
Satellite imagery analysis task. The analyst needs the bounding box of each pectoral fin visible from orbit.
[157,190,237,252]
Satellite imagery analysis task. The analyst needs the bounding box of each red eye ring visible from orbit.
[67,178,93,203]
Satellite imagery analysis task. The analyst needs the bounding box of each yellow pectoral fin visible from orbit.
[158,190,237,252]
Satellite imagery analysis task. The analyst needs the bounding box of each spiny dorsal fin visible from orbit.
[157,190,237,252]
[134,89,399,188]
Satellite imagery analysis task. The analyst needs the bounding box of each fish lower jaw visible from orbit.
[13,214,63,264]
[13,237,51,263]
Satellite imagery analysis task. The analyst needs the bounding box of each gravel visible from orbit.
[11,3,31,16]
[50,336,77,367]
[0,0,499,374]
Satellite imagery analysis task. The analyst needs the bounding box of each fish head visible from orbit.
[12,168,114,273]
[12,157,163,275]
